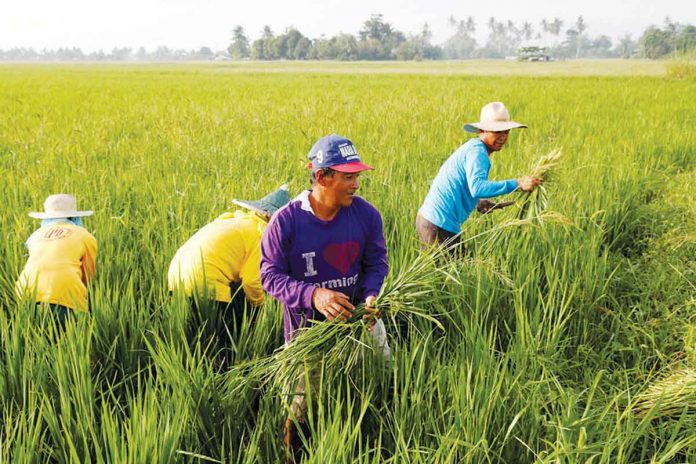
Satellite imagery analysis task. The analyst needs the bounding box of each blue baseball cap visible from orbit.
[308,134,373,173]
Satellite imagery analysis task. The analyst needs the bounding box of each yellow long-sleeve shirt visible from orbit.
[167,210,267,306]
[16,222,98,311]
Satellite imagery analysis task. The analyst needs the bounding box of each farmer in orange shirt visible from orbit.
[16,194,98,326]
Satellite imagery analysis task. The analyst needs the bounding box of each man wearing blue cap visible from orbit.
[260,134,389,462]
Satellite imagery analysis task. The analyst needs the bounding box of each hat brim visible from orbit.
[331,161,374,173]
[231,200,273,217]
[463,121,527,133]
[29,210,93,219]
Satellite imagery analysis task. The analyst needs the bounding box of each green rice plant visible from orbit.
[40,320,102,462]
[0,393,48,462]
[665,53,696,80]
[1,63,695,462]
[146,329,238,460]
[98,382,190,463]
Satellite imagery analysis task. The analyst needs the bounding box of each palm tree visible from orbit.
[466,16,476,34]
[522,22,534,41]
[551,18,563,37]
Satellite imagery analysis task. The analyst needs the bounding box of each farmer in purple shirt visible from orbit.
[260,134,389,462]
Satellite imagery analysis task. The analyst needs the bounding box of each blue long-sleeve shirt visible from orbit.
[419,138,518,234]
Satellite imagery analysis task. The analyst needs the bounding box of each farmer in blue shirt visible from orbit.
[417,102,542,246]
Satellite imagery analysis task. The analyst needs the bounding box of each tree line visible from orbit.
[1,15,694,61]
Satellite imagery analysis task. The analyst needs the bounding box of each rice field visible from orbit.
[0,62,695,463]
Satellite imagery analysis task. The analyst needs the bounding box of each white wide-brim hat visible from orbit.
[28,194,93,219]
[463,102,527,133]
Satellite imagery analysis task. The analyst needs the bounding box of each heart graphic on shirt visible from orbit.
[323,241,361,275]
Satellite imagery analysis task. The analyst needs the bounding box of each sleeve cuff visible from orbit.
[300,283,317,310]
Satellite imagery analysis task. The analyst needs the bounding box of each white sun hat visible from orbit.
[463,102,528,133]
[28,194,93,219]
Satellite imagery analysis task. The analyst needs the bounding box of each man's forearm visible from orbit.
[261,269,315,309]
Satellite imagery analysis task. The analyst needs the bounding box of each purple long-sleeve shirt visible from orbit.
[260,190,389,342]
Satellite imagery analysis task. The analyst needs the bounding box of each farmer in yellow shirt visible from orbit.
[168,185,290,348]
[16,194,97,326]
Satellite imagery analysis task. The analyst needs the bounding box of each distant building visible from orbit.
[517,46,554,62]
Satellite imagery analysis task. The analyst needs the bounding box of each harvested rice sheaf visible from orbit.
[517,149,562,222]
[222,246,451,396]
[633,366,696,418]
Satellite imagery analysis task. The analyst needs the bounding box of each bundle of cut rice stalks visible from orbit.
[633,366,696,418]
[220,220,531,402]
[517,149,563,223]
[220,247,452,399]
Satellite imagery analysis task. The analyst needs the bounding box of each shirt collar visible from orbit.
[295,190,315,216]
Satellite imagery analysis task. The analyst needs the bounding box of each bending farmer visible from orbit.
[16,194,97,327]
[168,185,290,352]
[417,102,541,247]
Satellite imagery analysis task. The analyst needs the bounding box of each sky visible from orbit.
[1,0,695,52]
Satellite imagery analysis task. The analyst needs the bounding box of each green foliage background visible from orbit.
[0,64,694,462]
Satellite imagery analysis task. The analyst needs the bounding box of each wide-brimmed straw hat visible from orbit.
[232,185,291,217]
[463,102,527,133]
[28,194,93,219]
